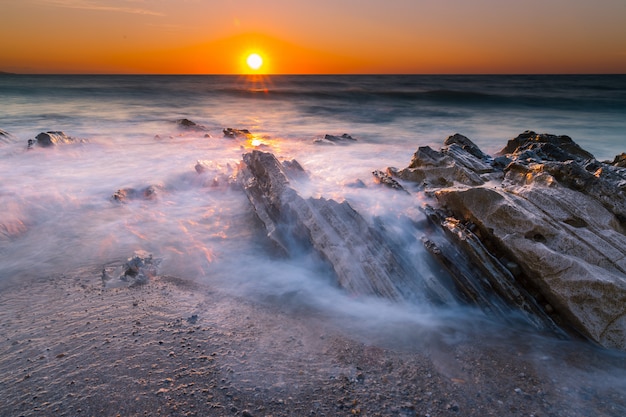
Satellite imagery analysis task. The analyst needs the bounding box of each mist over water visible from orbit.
[2,75,626,402]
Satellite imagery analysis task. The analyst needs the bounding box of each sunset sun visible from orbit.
[246,53,263,71]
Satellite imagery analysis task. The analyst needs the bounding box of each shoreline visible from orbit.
[2,267,625,417]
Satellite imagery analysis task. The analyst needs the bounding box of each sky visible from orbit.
[1,0,625,74]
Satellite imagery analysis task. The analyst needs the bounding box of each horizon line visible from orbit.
[2,71,625,76]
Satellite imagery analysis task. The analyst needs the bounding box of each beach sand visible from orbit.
[1,267,625,417]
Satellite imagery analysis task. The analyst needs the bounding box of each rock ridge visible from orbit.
[389,131,626,350]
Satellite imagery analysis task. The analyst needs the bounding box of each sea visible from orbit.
[1,74,625,330]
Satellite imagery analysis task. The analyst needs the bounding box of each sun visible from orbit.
[246,53,263,71]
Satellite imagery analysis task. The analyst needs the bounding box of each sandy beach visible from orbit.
[2,266,625,417]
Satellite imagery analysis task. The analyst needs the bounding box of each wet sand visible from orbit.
[1,268,625,417]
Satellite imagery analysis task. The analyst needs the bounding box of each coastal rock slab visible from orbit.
[238,150,426,300]
[394,142,485,187]
[391,131,626,350]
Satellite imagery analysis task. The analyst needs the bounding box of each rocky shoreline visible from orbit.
[236,130,626,351]
[2,127,626,416]
[391,131,626,350]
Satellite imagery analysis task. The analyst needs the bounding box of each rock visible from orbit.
[436,185,626,349]
[394,146,484,187]
[281,159,307,178]
[101,250,161,288]
[325,133,356,142]
[175,118,207,132]
[496,130,594,161]
[237,150,428,300]
[223,128,252,139]
[391,131,626,349]
[421,206,563,334]
[611,153,626,168]
[111,185,163,202]
[372,170,408,193]
[0,129,12,144]
[29,131,77,148]
[314,133,357,145]
[444,133,487,160]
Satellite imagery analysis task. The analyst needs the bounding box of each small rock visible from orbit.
[315,133,357,145]
[372,170,408,193]
[223,128,252,139]
[175,118,207,131]
[30,131,77,148]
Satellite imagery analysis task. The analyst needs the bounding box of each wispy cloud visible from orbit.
[34,0,165,16]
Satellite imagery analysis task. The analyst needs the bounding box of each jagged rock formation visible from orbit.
[237,150,429,301]
[390,131,626,350]
[314,133,357,145]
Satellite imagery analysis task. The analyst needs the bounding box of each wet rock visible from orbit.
[314,133,357,145]
[281,159,308,181]
[611,153,626,168]
[0,128,12,144]
[175,118,207,132]
[444,133,487,160]
[102,250,161,288]
[421,206,563,334]
[29,131,78,148]
[394,145,484,187]
[372,170,408,193]
[111,185,163,202]
[496,130,594,161]
[238,150,426,300]
[325,133,356,142]
[223,128,252,139]
[392,130,626,349]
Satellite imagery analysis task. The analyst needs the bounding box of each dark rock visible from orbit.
[443,133,487,160]
[30,131,77,148]
[223,128,252,139]
[112,185,163,203]
[497,130,594,161]
[611,153,626,168]
[325,133,356,142]
[175,118,207,131]
[282,159,307,178]
[0,129,11,143]
[314,133,357,145]
[372,170,408,193]
[101,250,161,288]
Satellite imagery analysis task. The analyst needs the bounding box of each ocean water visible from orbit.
[1,74,625,324]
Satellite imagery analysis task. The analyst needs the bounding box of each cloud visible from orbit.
[34,0,164,16]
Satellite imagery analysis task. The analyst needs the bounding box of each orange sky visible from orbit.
[2,0,625,74]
